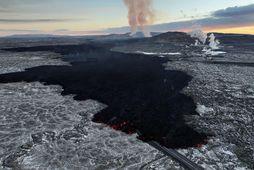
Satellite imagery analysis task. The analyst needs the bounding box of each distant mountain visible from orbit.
[150,31,195,44]
[213,33,254,44]
[4,32,161,40]
[94,32,161,41]
[131,32,161,38]
[111,31,200,54]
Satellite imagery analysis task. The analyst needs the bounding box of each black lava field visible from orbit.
[0,44,207,148]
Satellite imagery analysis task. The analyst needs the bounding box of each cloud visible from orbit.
[0,8,13,13]
[0,28,106,37]
[54,29,70,32]
[104,4,254,33]
[1,3,254,36]
[0,29,40,32]
[212,4,254,17]
[52,29,105,35]
[0,29,41,36]
[0,18,85,23]
[0,0,50,7]
[0,0,57,15]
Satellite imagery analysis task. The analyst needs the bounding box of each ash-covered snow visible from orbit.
[0,50,69,74]
[0,34,253,170]
[164,60,253,169]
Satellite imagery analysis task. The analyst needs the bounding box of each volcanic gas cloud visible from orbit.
[123,0,154,37]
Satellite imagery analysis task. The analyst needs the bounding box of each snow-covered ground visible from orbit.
[0,82,167,170]
[202,49,227,56]
[164,60,254,170]
[136,51,182,56]
[0,50,69,74]
[0,50,185,170]
[0,37,253,169]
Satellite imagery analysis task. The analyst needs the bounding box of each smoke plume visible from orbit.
[123,0,154,37]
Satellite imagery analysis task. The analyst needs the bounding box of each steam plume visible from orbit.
[123,0,154,37]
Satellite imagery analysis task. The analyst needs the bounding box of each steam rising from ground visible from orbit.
[123,0,154,37]
[188,25,208,45]
[188,27,223,56]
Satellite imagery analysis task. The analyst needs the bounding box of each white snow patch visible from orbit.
[137,51,181,56]
[31,57,42,60]
[196,104,214,116]
[235,167,249,170]
[202,48,227,56]
[246,95,254,99]
[220,148,234,156]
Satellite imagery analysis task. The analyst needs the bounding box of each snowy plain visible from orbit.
[0,34,253,170]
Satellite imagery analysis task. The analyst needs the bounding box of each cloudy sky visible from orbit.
[0,0,254,36]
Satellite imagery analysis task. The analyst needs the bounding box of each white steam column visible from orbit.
[123,0,154,37]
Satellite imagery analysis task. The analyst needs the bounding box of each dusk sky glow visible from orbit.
[0,0,254,36]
